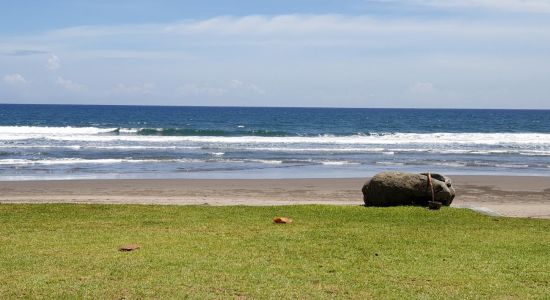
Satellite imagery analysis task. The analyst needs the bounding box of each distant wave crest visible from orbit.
[131,128,291,137]
[1,126,550,146]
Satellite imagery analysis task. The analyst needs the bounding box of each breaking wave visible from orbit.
[1,126,550,146]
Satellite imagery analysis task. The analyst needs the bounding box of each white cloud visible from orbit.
[174,15,364,34]
[3,73,27,86]
[176,80,265,97]
[3,49,49,56]
[169,15,451,36]
[47,54,60,70]
[229,79,265,94]
[112,82,155,95]
[56,77,86,92]
[410,82,435,94]
[177,83,227,96]
[23,14,546,45]
[404,0,550,13]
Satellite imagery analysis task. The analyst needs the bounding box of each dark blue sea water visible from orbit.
[1,104,549,180]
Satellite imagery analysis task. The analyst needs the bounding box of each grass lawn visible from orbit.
[0,204,548,299]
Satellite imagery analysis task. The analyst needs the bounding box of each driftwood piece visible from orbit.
[118,244,141,251]
[273,217,292,224]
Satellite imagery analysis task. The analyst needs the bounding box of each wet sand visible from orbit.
[0,176,549,218]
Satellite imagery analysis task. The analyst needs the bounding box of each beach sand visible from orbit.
[0,176,549,218]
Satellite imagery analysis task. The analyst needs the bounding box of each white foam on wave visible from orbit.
[0,158,204,165]
[0,157,294,166]
[518,150,550,156]
[0,157,361,167]
[0,145,83,149]
[0,145,202,150]
[376,161,405,166]
[240,147,386,153]
[0,158,125,165]
[0,126,116,135]
[88,133,550,145]
[321,161,360,166]
[90,145,202,150]
[2,144,548,157]
[434,162,467,168]
[118,128,139,133]
[494,164,530,168]
[2,126,550,146]
[246,159,283,164]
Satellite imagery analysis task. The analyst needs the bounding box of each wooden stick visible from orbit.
[428,172,435,203]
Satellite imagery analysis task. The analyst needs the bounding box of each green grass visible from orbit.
[0,204,548,299]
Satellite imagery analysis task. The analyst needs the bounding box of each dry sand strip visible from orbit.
[0,176,549,218]
[450,176,550,219]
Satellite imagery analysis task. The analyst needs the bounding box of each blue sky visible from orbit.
[1,0,549,108]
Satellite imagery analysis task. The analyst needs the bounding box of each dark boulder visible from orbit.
[362,171,455,207]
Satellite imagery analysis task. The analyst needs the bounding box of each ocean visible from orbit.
[0,104,549,180]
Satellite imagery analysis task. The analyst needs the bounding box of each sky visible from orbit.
[1,0,549,108]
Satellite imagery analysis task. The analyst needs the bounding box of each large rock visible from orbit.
[362,172,455,207]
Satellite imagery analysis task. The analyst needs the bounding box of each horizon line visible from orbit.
[1,102,549,111]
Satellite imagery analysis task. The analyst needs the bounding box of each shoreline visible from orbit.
[1,175,549,218]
